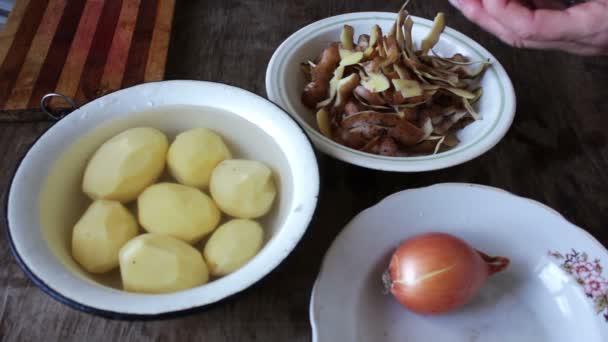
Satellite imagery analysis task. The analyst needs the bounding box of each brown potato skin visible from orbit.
[377,137,398,156]
[344,101,362,117]
[354,85,386,105]
[341,111,424,146]
[302,43,340,109]
[334,74,361,110]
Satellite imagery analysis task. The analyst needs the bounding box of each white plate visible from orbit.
[266,12,516,172]
[311,183,608,341]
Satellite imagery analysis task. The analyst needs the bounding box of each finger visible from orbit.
[482,0,602,41]
[450,0,608,55]
[450,0,523,45]
[522,38,608,55]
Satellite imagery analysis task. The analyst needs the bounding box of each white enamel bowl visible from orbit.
[266,12,516,172]
[311,183,608,341]
[7,80,319,318]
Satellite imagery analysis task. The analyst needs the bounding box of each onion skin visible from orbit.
[387,232,509,315]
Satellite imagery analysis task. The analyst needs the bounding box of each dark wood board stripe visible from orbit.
[0,0,32,67]
[27,0,87,109]
[0,0,50,108]
[121,0,159,88]
[75,0,124,103]
[0,109,51,122]
[98,0,141,93]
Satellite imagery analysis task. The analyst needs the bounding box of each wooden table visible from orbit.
[1,0,607,340]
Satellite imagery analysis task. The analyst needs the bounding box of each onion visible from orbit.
[384,232,509,315]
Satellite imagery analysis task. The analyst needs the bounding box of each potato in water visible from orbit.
[72,200,138,273]
[82,127,168,203]
[138,183,221,243]
[210,160,276,219]
[204,219,264,276]
[167,128,232,189]
[71,125,276,293]
[119,233,209,294]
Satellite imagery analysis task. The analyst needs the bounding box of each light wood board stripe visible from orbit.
[144,0,175,82]
[53,0,105,105]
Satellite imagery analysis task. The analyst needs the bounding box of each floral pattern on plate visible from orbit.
[549,249,608,321]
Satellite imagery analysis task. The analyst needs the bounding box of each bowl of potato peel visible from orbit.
[6,80,319,318]
[266,6,516,171]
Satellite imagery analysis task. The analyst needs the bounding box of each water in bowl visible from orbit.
[39,105,292,290]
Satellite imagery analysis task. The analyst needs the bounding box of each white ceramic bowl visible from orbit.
[311,183,608,341]
[266,12,516,172]
[7,80,319,318]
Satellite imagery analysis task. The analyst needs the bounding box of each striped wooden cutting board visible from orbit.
[0,0,175,118]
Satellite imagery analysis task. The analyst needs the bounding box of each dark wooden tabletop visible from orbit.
[1,0,607,341]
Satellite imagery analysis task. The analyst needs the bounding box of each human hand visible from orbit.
[448,0,608,55]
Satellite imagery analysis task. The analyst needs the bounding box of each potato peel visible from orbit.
[335,73,362,108]
[341,25,355,50]
[420,13,445,55]
[365,25,383,58]
[403,16,416,58]
[339,50,364,66]
[471,88,483,104]
[316,108,332,138]
[462,97,481,120]
[392,79,423,98]
[361,72,390,93]
[443,87,476,99]
[316,66,345,108]
[300,4,490,157]
[433,135,446,155]
[302,43,340,109]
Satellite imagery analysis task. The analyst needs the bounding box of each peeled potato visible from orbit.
[203,219,264,276]
[83,127,168,203]
[167,128,232,188]
[138,183,221,243]
[119,233,208,293]
[209,160,277,219]
[72,200,138,273]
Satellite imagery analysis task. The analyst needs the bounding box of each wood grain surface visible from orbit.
[1,0,607,341]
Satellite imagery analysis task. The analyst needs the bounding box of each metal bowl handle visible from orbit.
[40,93,77,120]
